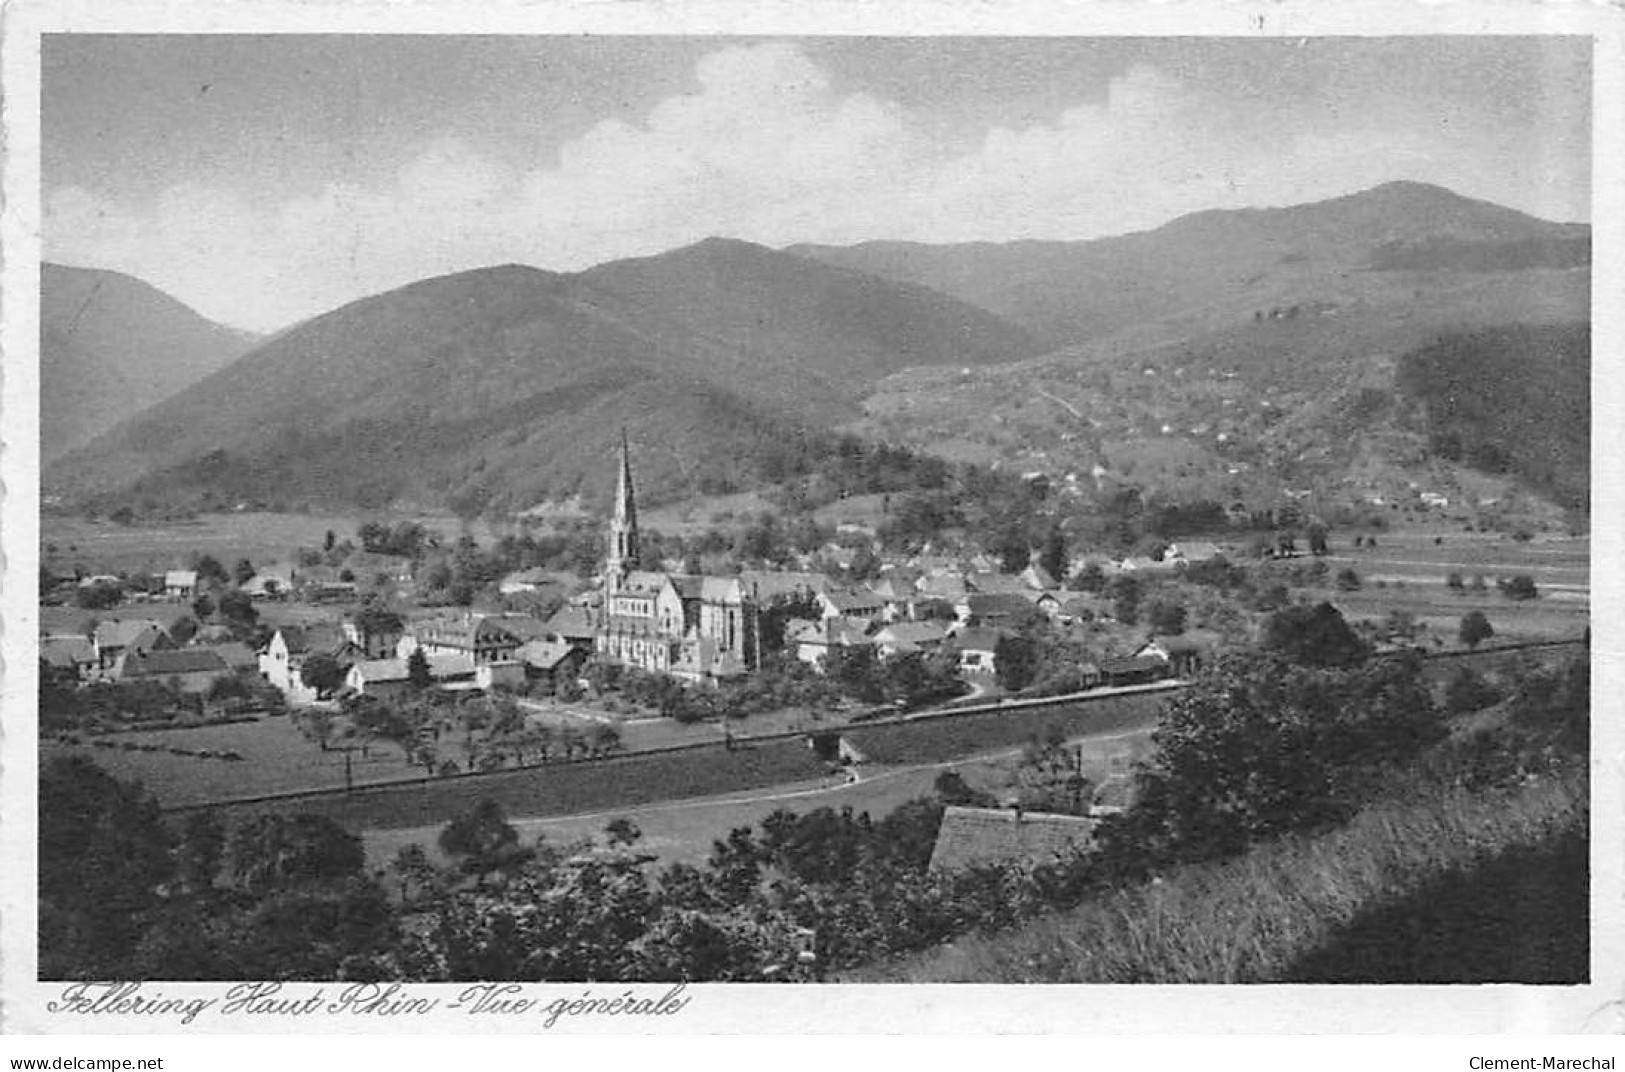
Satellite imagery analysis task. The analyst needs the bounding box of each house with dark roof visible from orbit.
[407,615,524,664]
[516,637,589,691]
[114,647,232,692]
[817,586,884,623]
[958,592,1039,628]
[1100,654,1169,687]
[92,619,171,671]
[928,805,1097,871]
[872,620,949,657]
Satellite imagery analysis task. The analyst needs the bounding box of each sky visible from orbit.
[42,35,1592,333]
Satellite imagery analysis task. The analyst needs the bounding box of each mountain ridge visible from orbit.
[41,264,259,461]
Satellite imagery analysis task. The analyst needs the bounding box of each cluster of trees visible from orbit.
[296,689,622,777]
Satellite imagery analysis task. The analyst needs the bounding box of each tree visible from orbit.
[300,653,346,700]
[38,757,175,976]
[74,581,122,610]
[216,589,257,629]
[1146,598,1187,636]
[1334,567,1361,592]
[406,647,434,690]
[191,594,216,621]
[1306,521,1330,556]
[192,554,229,586]
[1261,602,1369,668]
[1446,571,1465,591]
[226,813,365,895]
[994,633,1039,693]
[1107,574,1142,625]
[233,558,257,586]
[438,799,526,883]
[1038,525,1067,584]
[168,615,200,645]
[605,818,643,847]
[1459,610,1495,649]
[1099,653,1441,869]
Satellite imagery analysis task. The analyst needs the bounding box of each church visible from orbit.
[593,434,760,684]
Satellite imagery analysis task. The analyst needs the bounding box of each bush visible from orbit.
[1458,611,1494,649]
[1498,575,1538,601]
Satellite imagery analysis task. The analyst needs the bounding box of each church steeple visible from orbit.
[607,428,640,585]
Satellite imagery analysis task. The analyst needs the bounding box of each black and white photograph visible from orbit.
[2,0,1620,1050]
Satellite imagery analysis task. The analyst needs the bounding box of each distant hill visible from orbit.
[41,265,257,460]
[1396,324,1590,510]
[840,182,1589,521]
[790,181,1588,348]
[46,244,1038,514]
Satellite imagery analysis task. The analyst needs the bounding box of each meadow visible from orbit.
[40,509,503,576]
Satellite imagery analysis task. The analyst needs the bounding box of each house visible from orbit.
[163,570,199,600]
[203,641,260,674]
[952,627,1005,676]
[790,617,872,670]
[927,805,1097,871]
[342,611,406,660]
[966,571,1030,597]
[344,653,495,700]
[544,606,598,647]
[407,616,524,664]
[240,565,294,600]
[1167,541,1223,566]
[92,619,171,671]
[1056,595,1100,624]
[515,637,589,691]
[817,587,884,622]
[259,623,360,705]
[958,592,1039,628]
[1099,654,1168,687]
[871,620,948,658]
[1134,630,1222,677]
[40,635,97,682]
[1018,563,1058,591]
[114,647,232,693]
[914,571,971,602]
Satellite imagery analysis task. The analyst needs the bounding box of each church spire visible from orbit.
[607,427,639,584]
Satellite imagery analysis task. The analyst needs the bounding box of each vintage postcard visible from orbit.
[2,0,1620,1047]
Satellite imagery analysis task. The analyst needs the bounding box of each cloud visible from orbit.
[43,43,1562,333]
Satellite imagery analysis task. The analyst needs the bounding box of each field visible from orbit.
[39,510,505,576]
[1317,531,1588,643]
[42,715,422,805]
[362,721,1155,869]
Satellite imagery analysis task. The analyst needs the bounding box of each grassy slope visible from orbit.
[851,771,1585,983]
